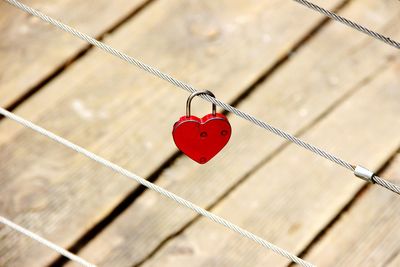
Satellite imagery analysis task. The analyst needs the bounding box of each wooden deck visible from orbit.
[1,0,399,266]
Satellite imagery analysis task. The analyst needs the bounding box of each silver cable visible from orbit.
[0,215,96,267]
[373,176,400,195]
[0,107,314,267]
[292,0,400,50]
[2,0,354,172]
[3,2,399,193]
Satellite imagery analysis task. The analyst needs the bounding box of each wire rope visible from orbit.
[0,107,314,267]
[0,215,96,267]
[2,0,399,193]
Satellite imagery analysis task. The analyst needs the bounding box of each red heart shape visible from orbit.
[172,113,231,164]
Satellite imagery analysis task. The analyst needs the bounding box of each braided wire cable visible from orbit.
[292,0,400,50]
[3,0,400,195]
[0,215,96,267]
[2,0,354,172]
[373,176,400,195]
[0,107,314,267]
[204,95,355,171]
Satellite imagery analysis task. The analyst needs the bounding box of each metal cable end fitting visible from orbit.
[354,165,375,183]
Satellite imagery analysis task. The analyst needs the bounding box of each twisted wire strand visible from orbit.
[292,0,400,50]
[4,0,400,195]
[2,0,354,172]
[0,215,96,267]
[205,95,355,171]
[0,107,314,267]
[373,176,400,195]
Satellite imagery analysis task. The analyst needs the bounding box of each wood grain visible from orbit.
[70,1,400,266]
[0,0,149,108]
[304,153,400,267]
[0,0,345,266]
[140,51,400,267]
[387,252,400,267]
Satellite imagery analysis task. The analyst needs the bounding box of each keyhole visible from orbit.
[200,132,208,138]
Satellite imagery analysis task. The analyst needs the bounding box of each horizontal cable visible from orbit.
[0,107,314,267]
[3,0,400,196]
[0,215,95,267]
[292,0,400,50]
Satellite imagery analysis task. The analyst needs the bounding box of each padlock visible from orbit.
[172,90,231,164]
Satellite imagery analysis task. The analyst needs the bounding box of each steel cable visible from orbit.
[292,0,400,50]
[3,0,399,195]
[0,215,96,267]
[0,107,314,267]
[1,1,400,264]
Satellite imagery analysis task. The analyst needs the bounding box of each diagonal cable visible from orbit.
[0,215,96,267]
[3,0,400,195]
[0,107,314,267]
[292,0,400,50]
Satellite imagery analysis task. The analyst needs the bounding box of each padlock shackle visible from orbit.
[186,90,217,117]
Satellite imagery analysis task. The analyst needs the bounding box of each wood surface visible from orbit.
[0,0,149,108]
[70,0,400,266]
[140,51,400,267]
[305,153,400,267]
[387,252,400,267]
[0,0,347,266]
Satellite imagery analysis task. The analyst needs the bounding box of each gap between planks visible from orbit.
[47,1,354,265]
[68,0,400,264]
[134,49,383,267]
[287,148,400,267]
[135,51,400,267]
[2,0,157,113]
[0,1,354,266]
[304,151,400,266]
[134,50,394,267]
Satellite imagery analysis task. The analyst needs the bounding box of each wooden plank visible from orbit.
[0,0,150,108]
[387,252,400,267]
[70,1,400,266]
[304,153,400,266]
[138,51,400,267]
[0,0,346,266]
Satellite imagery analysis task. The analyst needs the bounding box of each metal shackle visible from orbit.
[186,90,217,117]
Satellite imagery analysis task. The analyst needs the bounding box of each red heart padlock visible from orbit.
[172,91,231,164]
